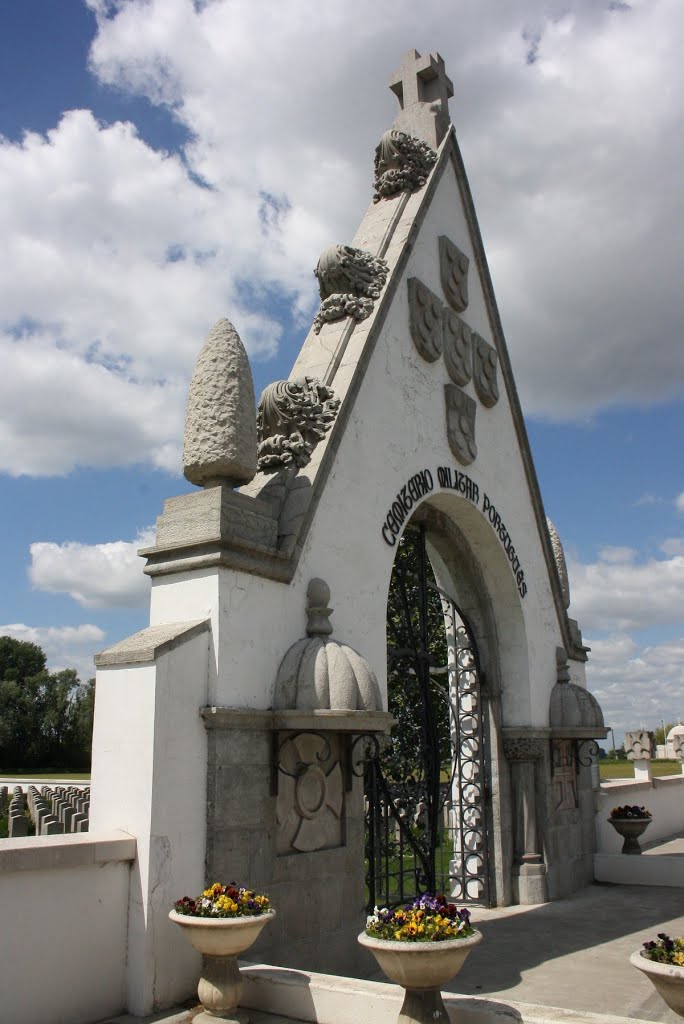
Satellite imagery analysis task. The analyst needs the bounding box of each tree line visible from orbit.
[0,636,94,772]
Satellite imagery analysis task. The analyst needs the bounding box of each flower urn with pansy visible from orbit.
[630,934,684,1017]
[169,883,275,1022]
[358,894,482,1024]
[608,806,652,855]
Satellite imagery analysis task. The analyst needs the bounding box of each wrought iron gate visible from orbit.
[365,525,490,910]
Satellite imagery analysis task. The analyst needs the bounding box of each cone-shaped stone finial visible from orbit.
[183,319,257,487]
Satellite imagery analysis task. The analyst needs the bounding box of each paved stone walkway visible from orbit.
[440,882,684,1024]
[99,881,684,1024]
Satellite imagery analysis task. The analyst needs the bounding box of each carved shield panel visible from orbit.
[443,309,472,386]
[439,235,469,312]
[473,334,499,408]
[408,277,443,362]
[444,384,477,465]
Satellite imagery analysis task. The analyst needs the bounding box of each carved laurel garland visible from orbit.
[256,377,340,471]
[503,737,545,762]
[313,245,389,334]
[373,129,437,202]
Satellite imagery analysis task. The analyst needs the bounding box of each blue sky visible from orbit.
[1,0,682,741]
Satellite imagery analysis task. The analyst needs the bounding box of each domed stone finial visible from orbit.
[183,318,257,488]
[306,578,333,636]
[273,580,381,712]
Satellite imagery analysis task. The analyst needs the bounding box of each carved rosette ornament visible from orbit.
[472,335,499,408]
[439,235,469,312]
[408,277,443,362]
[443,309,473,386]
[276,733,344,853]
[444,384,477,466]
[503,737,545,762]
[313,245,389,334]
[373,129,437,202]
[256,377,340,472]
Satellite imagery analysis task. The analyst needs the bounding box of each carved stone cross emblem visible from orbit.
[389,49,454,149]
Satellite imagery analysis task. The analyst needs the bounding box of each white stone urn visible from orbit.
[608,816,652,854]
[358,929,482,1024]
[630,951,684,1017]
[169,909,275,1023]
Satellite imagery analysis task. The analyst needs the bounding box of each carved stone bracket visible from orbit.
[473,334,499,408]
[443,309,473,386]
[256,377,340,472]
[408,277,443,362]
[373,129,437,202]
[444,384,477,466]
[439,235,469,312]
[313,245,389,334]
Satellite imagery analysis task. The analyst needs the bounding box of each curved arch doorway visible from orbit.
[365,522,491,909]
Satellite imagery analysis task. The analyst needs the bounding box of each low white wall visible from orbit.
[0,830,135,1024]
[595,776,684,853]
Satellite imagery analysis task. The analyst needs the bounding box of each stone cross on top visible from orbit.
[389,49,454,150]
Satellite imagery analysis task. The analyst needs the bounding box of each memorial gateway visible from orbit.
[85,49,607,1014]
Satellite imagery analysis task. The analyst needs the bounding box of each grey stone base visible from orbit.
[203,709,375,978]
[512,861,547,905]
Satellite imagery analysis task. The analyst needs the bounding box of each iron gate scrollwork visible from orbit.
[365,525,490,910]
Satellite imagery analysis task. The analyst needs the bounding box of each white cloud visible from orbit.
[585,633,684,741]
[675,493,684,514]
[661,538,684,557]
[1,0,683,476]
[569,548,684,632]
[0,622,105,682]
[597,546,636,565]
[29,528,154,609]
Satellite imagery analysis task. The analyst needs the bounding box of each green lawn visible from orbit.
[0,771,90,780]
[599,759,680,780]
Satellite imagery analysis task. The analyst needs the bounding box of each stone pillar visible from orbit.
[625,730,654,783]
[503,736,547,905]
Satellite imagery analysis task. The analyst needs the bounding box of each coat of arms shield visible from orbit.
[444,384,477,465]
[408,277,443,362]
[473,334,499,408]
[439,235,469,312]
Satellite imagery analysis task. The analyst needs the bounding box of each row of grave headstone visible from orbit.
[1,784,89,837]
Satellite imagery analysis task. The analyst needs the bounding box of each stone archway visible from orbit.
[364,517,494,908]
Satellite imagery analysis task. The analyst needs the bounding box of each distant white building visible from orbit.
[656,722,684,759]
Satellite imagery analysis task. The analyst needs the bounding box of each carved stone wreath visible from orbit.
[256,377,340,471]
[373,129,437,202]
[313,245,389,333]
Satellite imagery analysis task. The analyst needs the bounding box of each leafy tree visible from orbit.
[0,637,94,772]
[655,722,676,746]
[0,636,45,682]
